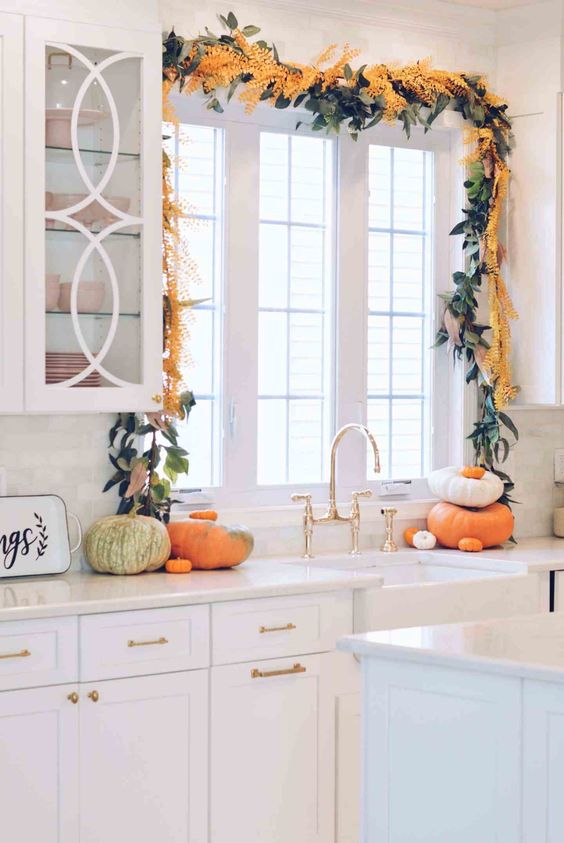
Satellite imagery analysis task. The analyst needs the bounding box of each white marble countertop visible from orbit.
[1,535,563,623]
[0,557,384,622]
[339,612,564,683]
[452,536,564,572]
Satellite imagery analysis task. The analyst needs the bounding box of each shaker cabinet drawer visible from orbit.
[0,615,77,691]
[79,605,210,681]
[212,592,353,665]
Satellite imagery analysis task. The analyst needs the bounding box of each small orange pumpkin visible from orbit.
[189,510,218,521]
[428,501,513,549]
[458,537,483,552]
[403,527,419,547]
[165,558,193,574]
[167,520,254,569]
[460,466,486,480]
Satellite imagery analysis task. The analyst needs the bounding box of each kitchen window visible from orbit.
[167,100,453,506]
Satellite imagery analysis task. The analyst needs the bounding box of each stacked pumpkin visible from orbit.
[426,465,514,552]
[84,509,254,575]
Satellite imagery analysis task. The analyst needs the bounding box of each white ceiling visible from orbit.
[441,0,547,8]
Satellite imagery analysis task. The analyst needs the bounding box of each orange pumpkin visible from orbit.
[458,537,483,553]
[167,520,254,569]
[189,510,218,521]
[460,466,486,480]
[428,501,513,549]
[165,558,193,574]
[403,527,419,547]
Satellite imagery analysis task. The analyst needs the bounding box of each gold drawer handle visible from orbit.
[251,663,306,679]
[0,648,31,661]
[127,636,169,648]
[259,623,297,634]
[67,692,79,704]
[88,690,99,703]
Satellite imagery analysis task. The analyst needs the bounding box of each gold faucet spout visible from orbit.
[328,423,381,516]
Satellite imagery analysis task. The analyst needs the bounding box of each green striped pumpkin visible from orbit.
[84,513,171,575]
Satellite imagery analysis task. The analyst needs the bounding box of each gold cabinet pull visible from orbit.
[259,623,296,634]
[151,393,162,404]
[251,663,306,679]
[88,690,99,703]
[0,648,31,661]
[127,636,168,648]
[67,692,79,704]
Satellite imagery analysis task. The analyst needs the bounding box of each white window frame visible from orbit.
[169,93,468,508]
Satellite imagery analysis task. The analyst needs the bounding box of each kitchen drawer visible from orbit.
[212,591,352,665]
[0,616,77,691]
[80,605,210,681]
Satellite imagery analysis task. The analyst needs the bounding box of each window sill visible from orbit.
[172,497,437,528]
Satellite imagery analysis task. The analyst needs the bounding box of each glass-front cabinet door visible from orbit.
[25,17,162,412]
[0,13,24,412]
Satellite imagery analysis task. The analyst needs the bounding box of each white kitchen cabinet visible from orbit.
[0,12,24,412]
[0,682,79,843]
[333,654,362,843]
[523,680,564,842]
[79,671,208,843]
[360,658,522,843]
[210,652,338,843]
[24,15,162,412]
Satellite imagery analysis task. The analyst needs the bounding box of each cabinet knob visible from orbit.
[88,690,99,703]
[67,692,79,705]
[151,393,162,404]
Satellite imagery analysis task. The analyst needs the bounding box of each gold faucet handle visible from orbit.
[291,493,312,503]
[352,489,372,501]
[351,489,372,515]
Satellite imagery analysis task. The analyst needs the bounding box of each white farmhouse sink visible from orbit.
[284,549,527,583]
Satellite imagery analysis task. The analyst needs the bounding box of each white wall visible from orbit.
[159,0,497,73]
[496,1,563,404]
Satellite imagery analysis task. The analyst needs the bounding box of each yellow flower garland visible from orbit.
[161,14,518,500]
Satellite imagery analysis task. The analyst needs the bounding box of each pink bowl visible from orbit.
[45,274,60,311]
[58,281,105,314]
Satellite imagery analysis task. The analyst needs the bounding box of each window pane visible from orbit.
[367,145,432,480]
[171,123,224,488]
[258,132,334,485]
[257,399,287,485]
[259,224,288,308]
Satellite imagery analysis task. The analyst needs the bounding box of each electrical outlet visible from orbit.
[555,450,564,483]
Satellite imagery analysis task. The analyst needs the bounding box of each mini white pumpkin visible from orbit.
[412,530,437,550]
[428,465,503,509]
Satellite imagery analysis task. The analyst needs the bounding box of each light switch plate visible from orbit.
[554,450,564,483]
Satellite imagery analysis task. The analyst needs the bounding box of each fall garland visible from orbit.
[162,11,519,502]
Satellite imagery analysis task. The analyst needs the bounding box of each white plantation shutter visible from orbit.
[169,124,224,488]
[367,144,433,479]
[257,132,334,485]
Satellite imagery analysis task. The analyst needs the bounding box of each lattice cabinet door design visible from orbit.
[25,17,162,412]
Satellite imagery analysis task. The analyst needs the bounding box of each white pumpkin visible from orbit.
[428,465,503,509]
[412,530,436,550]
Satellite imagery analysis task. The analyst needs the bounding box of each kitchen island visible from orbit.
[340,611,564,843]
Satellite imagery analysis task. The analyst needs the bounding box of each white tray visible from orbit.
[0,495,81,578]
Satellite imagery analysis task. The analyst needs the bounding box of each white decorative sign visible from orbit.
[0,495,81,578]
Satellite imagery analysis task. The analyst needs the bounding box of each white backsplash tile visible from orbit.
[506,408,564,538]
[0,406,559,571]
[0,414,119,570]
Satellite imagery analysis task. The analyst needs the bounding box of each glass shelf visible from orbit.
[46,226,141,239]
[46,311,140,319]
[46,145,140,164]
